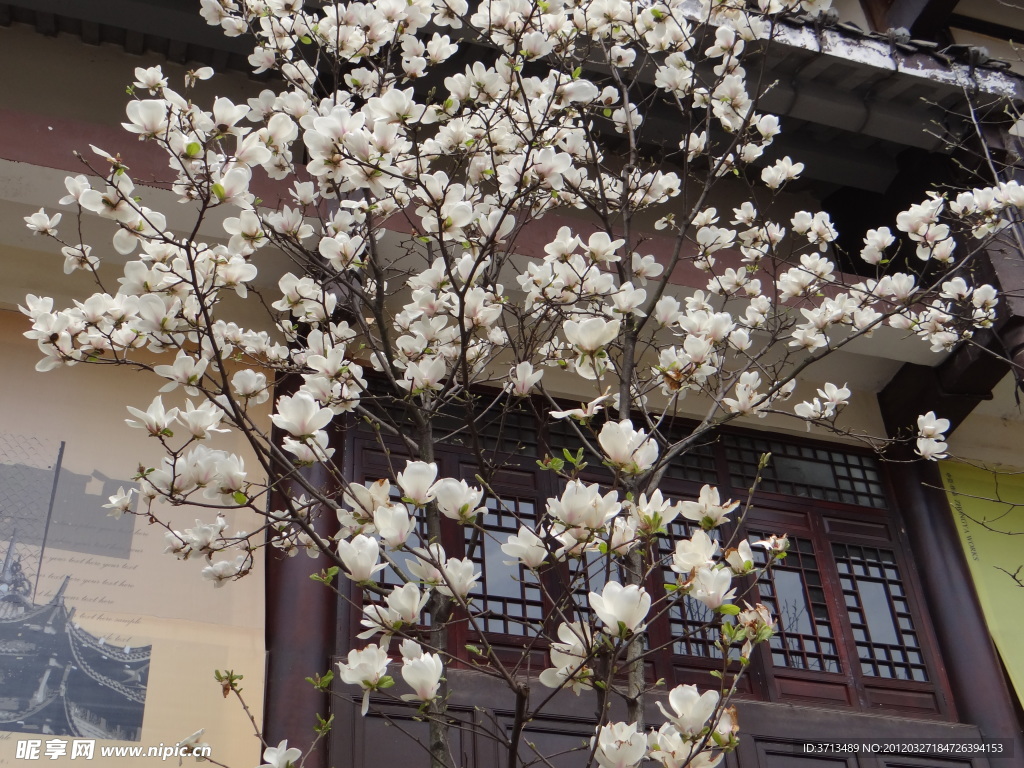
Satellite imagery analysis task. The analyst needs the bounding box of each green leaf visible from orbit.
[465,644,483,656]
[572,66,582,79]
[300,35,312,44]
[377,675,395,690]
[233,491,248,505]
[315,713,334,735]
[716,604,741,616]
[185,142,202,157]
[212,183,226,201]
[310,566,340,585]
[306,670,334,690]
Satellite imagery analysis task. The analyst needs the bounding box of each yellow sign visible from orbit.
[941,462,1024,706]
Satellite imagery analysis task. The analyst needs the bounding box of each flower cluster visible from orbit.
[20,0,1019,763]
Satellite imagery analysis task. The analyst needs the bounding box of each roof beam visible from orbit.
[878,241,1024,439]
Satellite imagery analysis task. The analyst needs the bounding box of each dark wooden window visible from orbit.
[341,409,953,720]
[752,533,842,675]
[725,433,888,508]
[659,519,723,659]
[465,494,545,636]
[832,542,929,683]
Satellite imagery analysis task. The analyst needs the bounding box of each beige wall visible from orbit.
[0,309,266,767]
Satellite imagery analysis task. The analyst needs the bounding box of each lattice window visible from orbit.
[832,543,928,682]
[464,495,545,636]
[725,435,887,508]
[476,403,542,459]
[565,548,632,632]
[752,534,841,673]
[545,419,719,486]
[660,521,723,658]
[660,441,719,486]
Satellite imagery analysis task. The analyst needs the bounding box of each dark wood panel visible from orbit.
[774,674,854,706]
[865,684,942,716]
[753,739,858,768]
[823,517,892,541]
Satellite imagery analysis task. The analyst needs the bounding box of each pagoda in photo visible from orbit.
[0,534,150,741]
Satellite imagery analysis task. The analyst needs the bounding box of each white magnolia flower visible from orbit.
[433,478,483,523]
[125,396,179,436]
[436,557,480,598]
[201,555,247,587]
[917,411,950,438]
[724,540,755,574]
[336,644,390,715]
[563,317,620,353]
[258,740,302,768]
[689,567,736,610]
[373,504,417,549]
[271,392,333,437]
[396,461,438,506]
[552,482,619,534]
[593,722,646,768]
[508,361,543,396]
[401,652,443,703]
[386,583,428,625]
[598,420,658,475]
[539,621,593,693]
[24,208,61,235]
[406,543,447,586]
[336,534,386,582]
[678,485,739,529]
[154,352,208,395]
[916,437,948,460]
[589,582,650,637]
[656,684,720,738]
[672,530,720,574]
[501,525,548,568]
[647,723,723,768]
[103,486,135,519]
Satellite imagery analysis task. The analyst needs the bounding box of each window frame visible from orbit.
[339,407,956,721]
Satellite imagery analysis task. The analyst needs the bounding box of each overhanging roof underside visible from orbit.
[1,0,1020,193]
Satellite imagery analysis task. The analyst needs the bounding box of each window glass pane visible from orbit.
[752,534,841,673]
[859,580,899,646]
[774,570,814,636]
[725,435,887,508]
[381,486,427,588]
[661,521,723,658]
[832,543,928,681]
[465,494,544,636]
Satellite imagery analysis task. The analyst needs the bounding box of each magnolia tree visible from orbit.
[19,0,1018,765]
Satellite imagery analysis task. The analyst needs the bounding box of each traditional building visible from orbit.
[0,1,1022,767]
